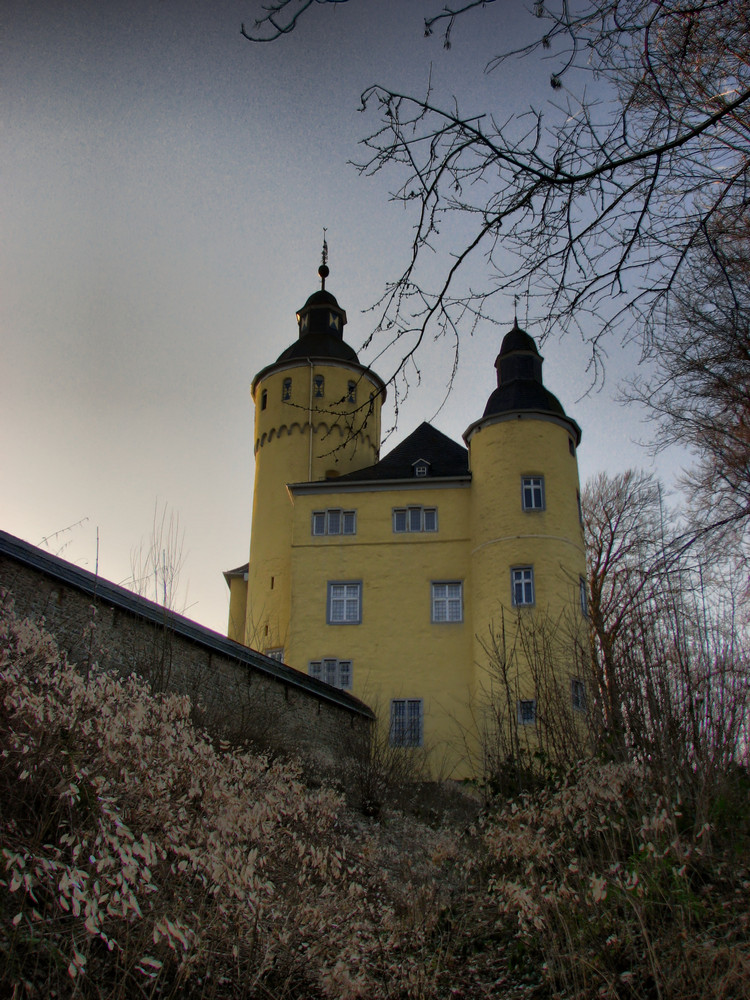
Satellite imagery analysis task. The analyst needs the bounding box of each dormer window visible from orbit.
[413,460,430,478]
[298,312,309,333]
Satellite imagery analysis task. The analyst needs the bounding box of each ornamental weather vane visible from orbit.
[319,228,329,290]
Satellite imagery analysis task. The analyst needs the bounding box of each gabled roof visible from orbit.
[335,422,469,482]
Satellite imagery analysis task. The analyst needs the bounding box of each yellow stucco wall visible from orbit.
[286,482,476,776]
[243,359,383,655]
[467,412,586,730]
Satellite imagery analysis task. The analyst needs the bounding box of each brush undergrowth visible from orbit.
[1,607,748,999]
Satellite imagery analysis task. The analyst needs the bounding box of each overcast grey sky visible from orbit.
[2,0,685,633]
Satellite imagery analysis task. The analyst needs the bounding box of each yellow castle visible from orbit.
[225,262,586,776]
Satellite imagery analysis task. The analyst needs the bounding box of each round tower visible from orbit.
[241,265,386,653]
[464,321,586,701]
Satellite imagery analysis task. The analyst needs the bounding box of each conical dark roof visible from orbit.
[481,320,581,442]
[275,286,359,364]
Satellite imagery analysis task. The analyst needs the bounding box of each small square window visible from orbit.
[265,648,284,662]
[432,582,463,623]
[312,512,326,535]
[309,658,353,690]
[414,462,429,477]
[390,698,423,747]
[393,509,408,533]
[328,582,362,624]
[517,699,537,726]
[512,567,535,606]
[522,476,545,511]
[571,678,586,712]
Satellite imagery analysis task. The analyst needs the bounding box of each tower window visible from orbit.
[571,678,586,712]
[313,375,325,398]
[393,507,437,533]
[431,582,463,623]
[569,438,575,456]
[308,658,353,690]
[512,567,535,606]
[390,699,423,747]
[261,389,268,411]
[282,378,292,401]
[312,509,356,536]
[517,699,537,726]
[347,380,357,403]
[521,476,545,511]
[327,581,362,624]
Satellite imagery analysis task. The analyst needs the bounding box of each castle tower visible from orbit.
[464,321,586,718]
[226,263,386,652]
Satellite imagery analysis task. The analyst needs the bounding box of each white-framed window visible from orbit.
[393,506,438,533]
[512,567,535,606]
[579,577,588,617]
[308,658,353,690]
[431,581,463,623]
[265,648,284,663]
[571,678,586,712]
[312,509,357,536]
[521,476,545,511]
[327,581,362,624]
[517,699,537,726]
[390,698,423,747]
[414,462,429,477]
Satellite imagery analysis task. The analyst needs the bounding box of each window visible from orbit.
[327,582,361,624]
[260,389,268,410]
[571,678,586,712]
[313,374,325,398]
[569,437,575,456]
[312,509,356,536]
[347,380,357,403]
[579,577,588,617]
[390,699,423,747]
[413,460,430,477]
[265,648,284,662]
[393,506,438,533]
[432,582,463,623]
[512,567,535,606]
[308,658,353,690]
[517,699,537,726]
[282,378,292,401]
[522,476,545,511]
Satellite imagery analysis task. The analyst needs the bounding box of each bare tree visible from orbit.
[243,1,750,377]
[583,470,749,819]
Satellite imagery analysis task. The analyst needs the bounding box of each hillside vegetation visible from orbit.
[2,606,749,999]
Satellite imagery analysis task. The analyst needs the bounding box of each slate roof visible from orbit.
[0,530,374,718]
[335,422,470,482]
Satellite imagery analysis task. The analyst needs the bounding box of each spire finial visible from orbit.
[513,293,519,327]
[318,228,329,290]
